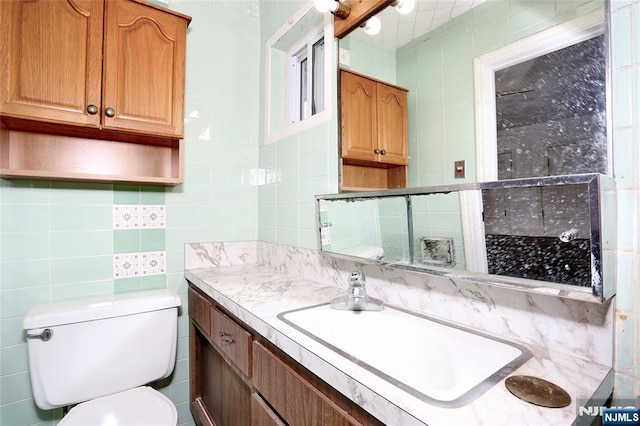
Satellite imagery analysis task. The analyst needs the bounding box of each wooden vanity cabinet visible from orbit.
[188,284,384,426]
[0,0,191,184]
[189,287,252,426]
[340,69,408,191]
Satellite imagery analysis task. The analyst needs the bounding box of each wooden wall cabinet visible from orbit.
[340,69,408,191]
[188,284,384,426]
[0,0,191,185]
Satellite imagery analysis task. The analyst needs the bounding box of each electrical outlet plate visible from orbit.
[454,160,465,178]
[321,227,331,245]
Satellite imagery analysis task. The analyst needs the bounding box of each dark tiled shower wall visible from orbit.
[485,234,591,287]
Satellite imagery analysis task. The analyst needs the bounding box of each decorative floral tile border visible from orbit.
[140,206,166,228]
[113,205,166,229]
[113,251,166,279]
[113,205,140,229]
[113,253,141,278]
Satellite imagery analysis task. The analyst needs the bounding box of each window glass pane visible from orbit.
[300,57,308,120]
[312,39,325,115]
[287,32,324,125]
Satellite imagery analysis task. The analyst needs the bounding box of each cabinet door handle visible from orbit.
[219,331,234,344]
[104,107,116,117]
[373,148,381,154]
[87,104,98,115]
[380,149,387,155]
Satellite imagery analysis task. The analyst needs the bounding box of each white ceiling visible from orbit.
[364,0,487,50]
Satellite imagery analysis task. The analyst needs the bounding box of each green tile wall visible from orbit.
[340,32,397,83]
[258,0,339,250]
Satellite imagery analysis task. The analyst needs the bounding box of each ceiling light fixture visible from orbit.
[391,0,415,15]
[314,0,351,19]
[361,16,381,36]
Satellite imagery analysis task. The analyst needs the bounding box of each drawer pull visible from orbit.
[219,331,234,345]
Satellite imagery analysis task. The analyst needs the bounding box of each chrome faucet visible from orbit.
[330,271,384,311]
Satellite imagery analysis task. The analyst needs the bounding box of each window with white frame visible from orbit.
[265,3,332,144]
[288,33,325,124]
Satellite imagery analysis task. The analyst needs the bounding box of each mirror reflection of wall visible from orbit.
[483,185,590,238]
[338,31,396,83]
[482,184,592,286]
[495,35,606,180]
[411,193,465,270]
[379,197,410,262]
[339,0,606,186]
[318,197,409,263]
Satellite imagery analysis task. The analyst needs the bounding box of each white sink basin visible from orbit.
[278,304,531,407]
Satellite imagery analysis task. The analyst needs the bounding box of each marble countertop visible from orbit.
[185,264,612,426]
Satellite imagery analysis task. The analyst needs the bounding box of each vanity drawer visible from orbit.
[252,341,361,426]
[211,307,252,377]
[188,287,211,337]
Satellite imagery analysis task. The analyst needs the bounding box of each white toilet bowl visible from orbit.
[59,387,177,426]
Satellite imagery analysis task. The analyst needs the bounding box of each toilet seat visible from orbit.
[59,386,177,426]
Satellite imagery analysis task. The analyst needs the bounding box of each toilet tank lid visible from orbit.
[23,289,181,330]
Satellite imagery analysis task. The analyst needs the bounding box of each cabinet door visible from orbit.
[253,341,361,425]
[251,393,286,426]
[0,0,103,126]
[377,83,408,165]
[341,70,378,162]
[195,327,251,426]
[103,0,187,137]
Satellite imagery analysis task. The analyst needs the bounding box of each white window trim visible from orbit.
[265,1,334,145]
[474,8,606,182]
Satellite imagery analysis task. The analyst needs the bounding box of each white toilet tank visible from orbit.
[23,289,181,410]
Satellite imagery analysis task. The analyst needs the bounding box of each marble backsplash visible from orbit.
[185,241,614,367]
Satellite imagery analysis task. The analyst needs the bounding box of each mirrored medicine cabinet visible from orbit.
[316,174,616,303]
